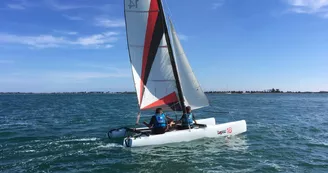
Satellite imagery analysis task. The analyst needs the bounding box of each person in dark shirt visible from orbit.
[143,108,174,134]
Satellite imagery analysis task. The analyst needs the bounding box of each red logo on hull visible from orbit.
[227,127,232,134]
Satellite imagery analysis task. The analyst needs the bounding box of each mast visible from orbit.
[157,0,186,113]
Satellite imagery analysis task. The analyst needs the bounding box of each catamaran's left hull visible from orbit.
[123,120,247,147]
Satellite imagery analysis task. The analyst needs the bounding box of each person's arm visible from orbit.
[143,116,154,128]
[193,114,197,124]
[143,121,150,127]
[177,114,185,123]
[165,115,174,121]
[149,116,155,127]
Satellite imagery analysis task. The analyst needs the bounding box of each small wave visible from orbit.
[264,161,281,170]
[95,143,123,149]
[19,150,36,153]
[57,137,100,143]
[0,122,31,127]
[307,141,328,148]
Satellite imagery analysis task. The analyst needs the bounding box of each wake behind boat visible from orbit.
[107,0,247,147]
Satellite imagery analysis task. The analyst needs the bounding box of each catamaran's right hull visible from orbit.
[123,120,247,147]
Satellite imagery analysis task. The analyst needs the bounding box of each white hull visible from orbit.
[123,119,247,147]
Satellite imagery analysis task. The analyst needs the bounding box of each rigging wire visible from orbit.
[163,0,181,43]
[163,0,173,19]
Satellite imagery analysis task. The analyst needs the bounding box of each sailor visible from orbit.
[143,108,174,134]
[178,106,197,130]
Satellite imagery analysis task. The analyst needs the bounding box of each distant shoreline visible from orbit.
[0,91,327,95]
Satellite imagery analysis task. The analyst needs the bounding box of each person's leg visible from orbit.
[152,128,166,134]
[177,126,189,130]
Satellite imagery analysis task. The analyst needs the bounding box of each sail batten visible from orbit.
[126,10,160,13]
[129,45,168,48]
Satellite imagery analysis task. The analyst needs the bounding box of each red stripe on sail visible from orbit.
[139,0,159,105]
[141,92,179,110]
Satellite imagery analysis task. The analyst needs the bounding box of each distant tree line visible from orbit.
[1,89,328,95]
[0,91,136,95]
[205,88,328,94]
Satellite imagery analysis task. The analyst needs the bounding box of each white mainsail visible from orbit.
[169,20,209,110]
[124,0,181,111]
[124,0,208,111]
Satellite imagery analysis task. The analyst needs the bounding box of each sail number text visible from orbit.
[128,0,139,9]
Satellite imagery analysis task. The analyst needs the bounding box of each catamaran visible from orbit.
[107,0,247,147]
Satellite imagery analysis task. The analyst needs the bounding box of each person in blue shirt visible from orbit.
[143,108,174,134]
[178,106,197,130]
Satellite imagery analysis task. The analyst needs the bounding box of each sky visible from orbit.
[0,0,327,92]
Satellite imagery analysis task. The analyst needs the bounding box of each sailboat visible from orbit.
[107,0,247,147]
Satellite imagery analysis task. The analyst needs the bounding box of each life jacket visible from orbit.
[182,113,194,127]
[153,113,167,128]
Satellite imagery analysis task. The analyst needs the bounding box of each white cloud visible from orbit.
[286,0,328,18]
[6,0,113,12]
[95,17,125,28]
[75,32,119,46]
[46,0,113,11]
[53,30,78,35]
[0,32,119,49]
[6,0,37,10]
[177,33,188,41]
[62,14,83,21]
[212,0,225,10]
[287,0,328,9]
[46,0,91,10]
[0,34,68,48]
[105,44,113,48]
[7,4,25,10]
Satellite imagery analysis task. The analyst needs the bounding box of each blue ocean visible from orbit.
[0,94,327,172]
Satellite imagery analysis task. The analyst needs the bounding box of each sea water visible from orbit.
[0,94,327,172]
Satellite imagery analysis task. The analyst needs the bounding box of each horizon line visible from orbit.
[0,90,328,94]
